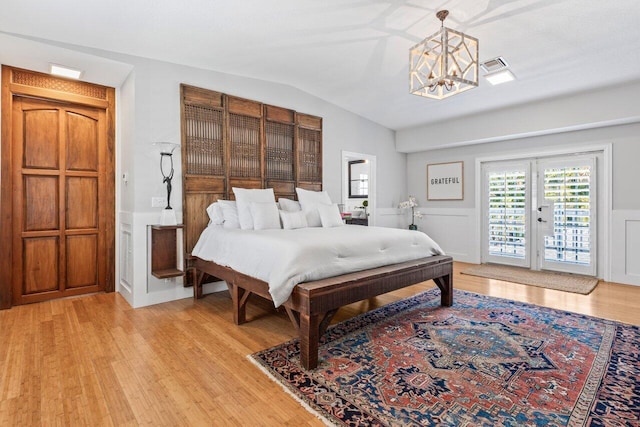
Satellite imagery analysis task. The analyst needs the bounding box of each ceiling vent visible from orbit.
[480,57,508,74]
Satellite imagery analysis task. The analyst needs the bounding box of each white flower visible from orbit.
[398,196,418,209]
[399,196,422,224]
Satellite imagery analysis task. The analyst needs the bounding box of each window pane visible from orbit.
[543,166,591,265]
[487,170,527,259]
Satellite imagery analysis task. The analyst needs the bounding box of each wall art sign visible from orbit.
[427,161,463,200]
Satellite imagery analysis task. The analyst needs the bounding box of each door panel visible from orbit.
[23,237,59,294]
[537,156,596,275]
[66,235,98,288]
[12,96,105,305]
[66,177,98,229]
[66,112,98,171]
[24,176,59,231]
[23,109,59,169]
[482,161,531,267]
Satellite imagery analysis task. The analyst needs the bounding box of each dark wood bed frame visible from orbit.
[181,85,454,369]
[193,254,453,369]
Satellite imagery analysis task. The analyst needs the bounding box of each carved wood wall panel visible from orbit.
[182,103,224,176]
[229,113,261,179]
[12,69,109,100]
[180,84,323,257]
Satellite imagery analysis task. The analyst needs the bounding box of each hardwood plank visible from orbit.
[0,261,638,425]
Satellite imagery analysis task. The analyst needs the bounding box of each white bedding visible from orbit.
[192,225,444,307]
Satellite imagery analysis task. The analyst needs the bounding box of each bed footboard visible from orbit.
[193,255,453,369]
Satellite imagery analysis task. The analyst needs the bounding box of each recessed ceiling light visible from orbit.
[49,64,83,79]
[485,69,516,85]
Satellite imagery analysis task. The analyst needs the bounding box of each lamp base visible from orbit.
[160,208,177,226]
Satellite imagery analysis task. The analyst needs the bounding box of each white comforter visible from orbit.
[192,225,444,307]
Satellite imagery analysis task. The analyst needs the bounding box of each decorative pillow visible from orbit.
[317,203,344,228]
[206,202,224,225]
[233,187,276,230]
[217,200,240,229]
[250,202,281,230]
[295,188,332,227]
[278,197,301,212]
[279,210,308,230]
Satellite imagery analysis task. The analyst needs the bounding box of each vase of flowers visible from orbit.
[399,196,422,230]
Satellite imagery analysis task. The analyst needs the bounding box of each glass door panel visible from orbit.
[537,156,596,275]
[482,162,530,267]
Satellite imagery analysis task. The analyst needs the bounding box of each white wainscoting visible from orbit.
[374,207,405,228]
[611,210,640,286]
[118,213,133,307]
[417,208,479,263]
[116,207,638,309]
[118,211,212,308]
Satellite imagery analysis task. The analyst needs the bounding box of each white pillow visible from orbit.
[217,200,240,229]
[233,187,276,230]
[317,203,344,228]
[250,202,281,230]
[296,188,332,205]
[206,202,224,225]
[296,188,332,227]
[279,210,308,230]
[278,197,301,212]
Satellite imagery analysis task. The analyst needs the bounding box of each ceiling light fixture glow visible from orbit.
[485,69,516,85]
[409,10,479,100]
[49,64,83,79]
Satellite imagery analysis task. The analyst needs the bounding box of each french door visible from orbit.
[482,155,597,276]
[536,156,596,275]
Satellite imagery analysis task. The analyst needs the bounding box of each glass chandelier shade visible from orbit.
[409,11,479,100]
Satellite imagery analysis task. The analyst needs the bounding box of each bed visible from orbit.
[180,85,453,369]
[191,224,453,369]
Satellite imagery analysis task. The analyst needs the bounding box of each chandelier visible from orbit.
[409,10,479,100]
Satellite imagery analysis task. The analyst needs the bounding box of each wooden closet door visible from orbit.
[11,96,106,305]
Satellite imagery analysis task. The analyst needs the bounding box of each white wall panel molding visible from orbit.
[117,212,134,306]
[611,210,640,286]
[417,208,479,263]
[375,207,404,229]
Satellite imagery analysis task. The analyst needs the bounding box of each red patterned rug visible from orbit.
[250,289,640,426]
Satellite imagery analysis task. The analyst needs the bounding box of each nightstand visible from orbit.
[149,224,184,279]
[346,217,368,226]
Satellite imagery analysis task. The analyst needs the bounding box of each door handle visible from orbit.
[537,218,547,223]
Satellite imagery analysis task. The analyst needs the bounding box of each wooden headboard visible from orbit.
[180,84,323,258]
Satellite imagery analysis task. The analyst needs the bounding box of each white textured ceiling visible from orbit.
[2,0,640,130]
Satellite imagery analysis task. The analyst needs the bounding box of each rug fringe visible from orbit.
[246,355,337,426]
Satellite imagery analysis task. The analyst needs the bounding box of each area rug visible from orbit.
[250,289,639,426]
[461,264,599,294]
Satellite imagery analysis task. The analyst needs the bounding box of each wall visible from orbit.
[0,34,407,307]
[400,107,640,286]
[396,81,640,153]
[121,57,407,306]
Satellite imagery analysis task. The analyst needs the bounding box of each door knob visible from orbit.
[537,218,547,223]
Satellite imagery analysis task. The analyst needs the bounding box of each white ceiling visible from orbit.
[2,0,640,130]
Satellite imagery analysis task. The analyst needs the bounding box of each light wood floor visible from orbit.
[1,262,639,426]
